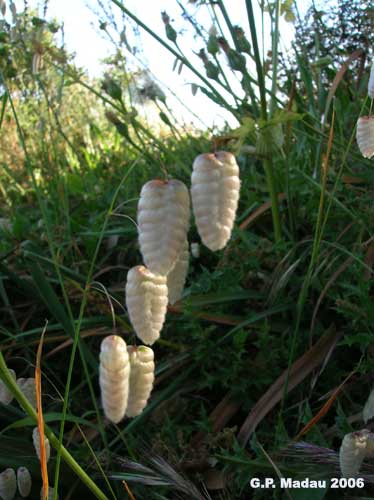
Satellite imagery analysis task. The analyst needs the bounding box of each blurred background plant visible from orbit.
[1,0,374,498]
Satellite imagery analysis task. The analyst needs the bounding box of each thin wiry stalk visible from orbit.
[269,0,281,118]
[216,0,259,116]
[245,0,282,242]
[245,0,267,120]
[52,161,138,498]
[277,106,337,428]
[109,0,239,119]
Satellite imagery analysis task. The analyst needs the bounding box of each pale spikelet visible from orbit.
[125,266,168,345]
[32,53,42,75]
[363,388,374,423]
[0,0,6,16]
[356,116,374,159]
[0,370,16,405]
[32,427,50,463]
[126,346,155,417]
[137,179,190,275]
[167,239,189,305]
[191,152,240,251]
[40,486,58,500]
[0,468,16,500]
[339,429,374,477]
[16,378,36,409]
[9,1,16,22]
[99,335,130,423]
[17,467,31,498]
[190,242,200,258]
[369,61,374,99]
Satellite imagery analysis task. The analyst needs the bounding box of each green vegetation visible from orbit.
[0,0,374,498]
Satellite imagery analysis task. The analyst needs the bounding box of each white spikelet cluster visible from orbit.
[126,266,168,345]
[356,116,374,159]
[32,427,50,463]
[167,239,189,305]
[16,467,31,498]
[0,370,16,405]
[0,468,16,500]
[16,378,36,409]
[99,335,130,423]
[339,429,374,477]
[369,61,374,99]
[137,179,190,275]
[126,346,155,417]
[191,151,240,251]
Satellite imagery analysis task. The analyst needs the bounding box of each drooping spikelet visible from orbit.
[137,179,190,275]
[167,239,189,305]
[99,335,130,423]
[356,116,374,159]
[17,467,31,498]
[369,61,374,99]
[0,370,16,405]
[32,427,50,463]
[126,346,155,417]
[190,242,200,258]
[339,429,374,477]
[16,378,36,409]
[40,486,58,500]
[125,266,168,345]
[363,388,374,424]
[191,152,240,251]
[0,468,16,500]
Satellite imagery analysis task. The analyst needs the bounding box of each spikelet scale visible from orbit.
[125,266,168,345]
[167,239,189,305]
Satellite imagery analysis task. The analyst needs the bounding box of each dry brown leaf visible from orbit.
[35,324,49,500]
[237,328,341,447]
[323,49,364,127]
[293,370,355,442]
[239,193,286,231]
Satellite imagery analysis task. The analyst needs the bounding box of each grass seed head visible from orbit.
[16,467,31,498]
[191,151,240,251]
[137,179,190,275]
[126,345,155,417]
[339,429,374,477]
[369,61,374,99]
[32,427,50,463]
[16,378,36,409]
[99,335,130,424]
[0,369,16,405]
[0,468,16,500]
[356,116,374,158]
